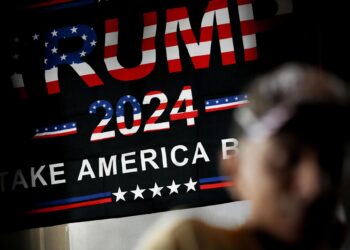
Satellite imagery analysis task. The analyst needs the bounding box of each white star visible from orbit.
[81,34,87,40]
[14,37,20,43]
[35,129,39,133]
[184,178,197,192]
[134,108,137,111]
[32,33,39,40]
[44,58,48,64]
[90,40,97,46]
[54,127,57,130]
[235,97,238,101]
[216,100,219,104]
[60,54,67,61]
[63,125,66,128]
[97,100,100,103]
[13,54,19,60]
[45,42,48,47]
[51,47,58,54]
[51,29,58,37]
[225,99,229,102]
[118,105,121,109]
[131,185,145,200]
[133,99,136,102]
[70,26,78,33]
[102,104,106,108]
[45,128,48,131]
[149,182,163,198]
[206,101,209,105]
[245,95,248,99]
[113,187,127,202]
[167,180,181,194]
[80,50,87,57]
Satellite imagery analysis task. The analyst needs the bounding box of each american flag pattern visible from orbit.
[33,122,77,139]
[170,86,198,126]
[89,100,115,142]
[238,0,258,61]
[44,25,103,94]
[165,0,235,73]
[26,0,95,11]
[205,94,249,112]
[143,91,170,132]
[104,12,157,81]
[116,95,142,136]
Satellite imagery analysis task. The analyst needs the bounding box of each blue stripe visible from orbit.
[37,192,111,207]
[199,176,231,184]
[47,0,94,11]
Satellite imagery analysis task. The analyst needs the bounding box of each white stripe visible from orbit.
[238,4,254,21]
[165,18,192,34]
[71,62,96,75]
[45,67,58,82]
[219,38,234,52]
[242,34,257,49]
[105,32,118,46]
[166,46,180,60]
[11,73,24,88]
[144,122,169,131]
[141,49,156,64]
[119,126,140,135]
[143,24,157,39]
[151,109,165,117]
[35,128,76,137]
[214,8,231,25]
[206,100,249,110]
[91,131,115,141]
[99,118,110,127]
[201,11,215,27]
[186,41,211,57]
[117,115,141,123]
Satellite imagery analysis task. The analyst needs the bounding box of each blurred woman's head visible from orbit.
[226,64,349,246]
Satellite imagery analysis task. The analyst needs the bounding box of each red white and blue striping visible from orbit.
[205,94,249,112]
[44,25,103,94]
[116,95,142,136]
[34,122,77,139]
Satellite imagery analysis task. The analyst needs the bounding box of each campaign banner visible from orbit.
[1,0,322,231]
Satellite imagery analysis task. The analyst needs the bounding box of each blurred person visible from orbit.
[137,64,349,250]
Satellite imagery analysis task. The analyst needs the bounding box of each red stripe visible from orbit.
[93,125,106,133]
[170,111,198,120]
[157,103,167,110]
[26,0,74,9]
[144,12,157,26]
[109,63,155,81]
[200,181,233,190]
[105,19,118,33]
[81,74,104,86]
[173,99,193,109]
[47,80,60,95]
[168,59,182,73]
[27,198,112,214]
[117,119,142,129]
[104,45,117,58]
[34,130,77,139]
[192,54,210,69]
[167,7,189,22]
[244,47,258,61]
[221,51,236,65]
[164,33,178,47]
[217,23,233,39]
[146,90,162,96]
[206,0,228,12]
[142,37,156,51]
[240,20,256,36]
[183,85,191,90]
[146,116,162,124]
[237,0,251,5]
[206,102,249,112]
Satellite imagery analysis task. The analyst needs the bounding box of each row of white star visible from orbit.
[112,178,197,202]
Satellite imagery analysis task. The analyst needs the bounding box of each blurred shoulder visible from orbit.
[138,218,260,250]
